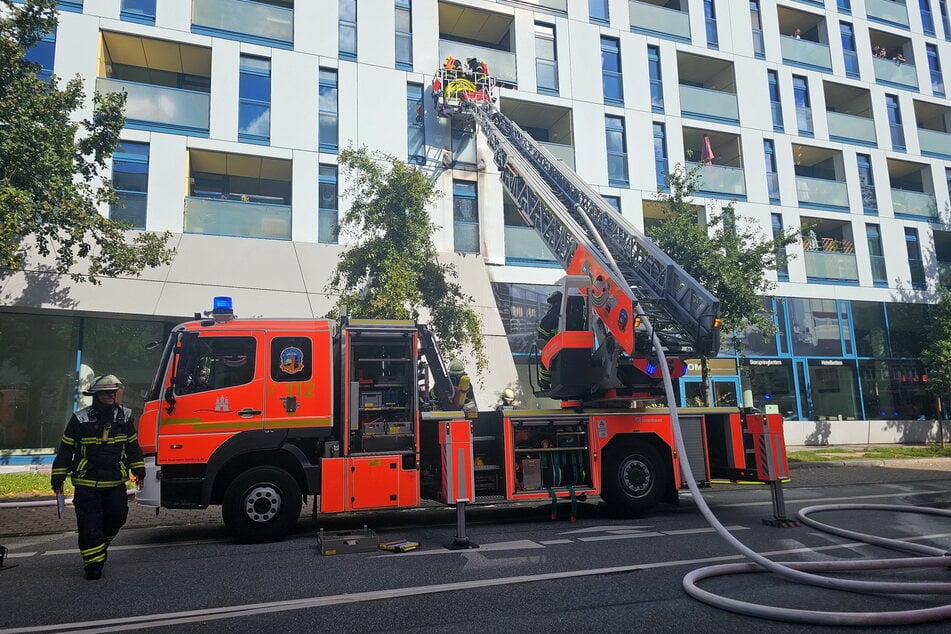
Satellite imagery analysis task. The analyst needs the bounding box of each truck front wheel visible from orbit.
[222,466,302,543]
[601,441,668,516]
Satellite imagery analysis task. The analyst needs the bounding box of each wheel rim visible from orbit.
[242,484,282,523]
[619,456,653,498]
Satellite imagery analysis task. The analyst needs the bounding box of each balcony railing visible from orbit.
[939,262,951,287]
[514,0,567,12]
[504,226,557,263]
[454,221,479,253]
[191,0,293,48]
[918,127,951,158]
[871,254,888,283]
[796,175,849,209]
[679,85,739,124]
[891,188,937,220]
[111,191,147,229]
[866,0,910,27]
[97,77,210,135]
[184,196,291,240]
[439,40,516,85]
[780,36,832,71]
[686,161,746,197]
[872,57,918,89]
[538,141,575,170]
[827,111,877,145]
[629,1,691,41]
[805,250,859,282]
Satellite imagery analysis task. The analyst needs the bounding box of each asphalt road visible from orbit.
[3,461,951,633]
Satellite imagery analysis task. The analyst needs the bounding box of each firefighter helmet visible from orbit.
[547,290,563,305]
[448,359,466,376]
[502,388,515,401]
[83,374,123,395]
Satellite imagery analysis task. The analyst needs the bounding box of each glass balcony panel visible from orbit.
[451,129,476,166]
[97,77,209,133]
[184,197,291,240]
[608,153,629,185]
[679,85,739,122]
[191,0,293,45]
[629,1,691,40]
[827,111,876,144]
[872,57,918,88]
[504,226,557,262]
[938,261,951,287]
[318,210,337,243]
[111,191,147,229]
[513,0,567,11]
[805,251,859,281]
[871,254,888,282]
[454,221,479,253]
[439,40,516,85]
[538,141,575,169]
[891,188,937,219]
[536,59,558,92]
[686,161,747,196]
[866,0,910,26]
[753,29,765,56]
[796,175,850,208]
[766,173,780,200]
[780,36,833,70]
[918,128,951,156]
[796,107,814,134]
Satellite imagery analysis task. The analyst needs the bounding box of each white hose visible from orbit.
[644,308,951,625]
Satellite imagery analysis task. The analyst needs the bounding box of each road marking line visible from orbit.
[663,526,748,536]
[578,532,664,542]
[714,488,951,508]
[539,539,572,545]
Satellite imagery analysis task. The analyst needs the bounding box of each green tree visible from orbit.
[0,0,173,283]
[647,163,799,404]
[326,147,487,375]
[922,287,951,426]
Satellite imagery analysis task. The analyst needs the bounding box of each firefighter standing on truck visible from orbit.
[536,291,562,389]
[51,375,145,580]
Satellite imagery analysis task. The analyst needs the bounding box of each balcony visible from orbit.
[629,1,690,42]
[939,262,951,288]
[184,197,291,240]
[918,128,951,159]
[516,0,567,13]
[827,111,876,145]
[679,85,739,124]
[191,0,293,49]
[439,40,516,86]
[866,0,910,28]
[686,161,746,197]
[780,36,832,71]
[804,250,859,283]
[538,141,575,170]
[504,226,558,265]
[796,176,850,210]
[97,77,210,136]
[873,57,918,89]
[891,189,937,221]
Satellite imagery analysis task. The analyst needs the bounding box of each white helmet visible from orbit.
[83,374,123,396]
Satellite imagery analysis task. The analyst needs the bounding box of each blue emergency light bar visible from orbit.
[212,296,233,315]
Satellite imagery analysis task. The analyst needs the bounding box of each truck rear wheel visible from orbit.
[601,441,668,516]
[222,466,302,543]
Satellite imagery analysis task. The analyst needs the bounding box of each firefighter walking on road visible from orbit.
[51,374,145,580]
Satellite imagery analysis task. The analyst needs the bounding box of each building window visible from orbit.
[704,0,719,48]
[905,227,926,289]
[857,153,877,213]
[606,115,629,187]
[319,68,339,153]
[927,43,945,96]
[603,196,621,213]
[24,27,55,82]
[318,164,338,244]
[120,0,155,25]
[395,0,412,71]
[648,45,663,111]
[589,0,609,24]
[653,123,668,191]
[764,139,780,203]
[453,181,479,253]
[793,75,813,136]
[840,22,859,78]
[837,0,851,14]
[767,70,784,132]
[866,224,888,287]
[771,213,789,280]
[407,82,425,164]
[339,0,357,61]
[601,37,623,105]
[922,0,937,35]
[110,141,149,230]
[886,94,905,151]
[238,55,271,144]
[535,23,558,95]
[750,0,765,58]
[941,0,951,39]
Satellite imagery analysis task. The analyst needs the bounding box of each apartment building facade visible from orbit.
[1,0,950,452]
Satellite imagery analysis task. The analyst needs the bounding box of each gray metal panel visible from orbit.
[678,415,708,484]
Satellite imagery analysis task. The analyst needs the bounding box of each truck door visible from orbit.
[157,332,264,465]
[264,329,333,431]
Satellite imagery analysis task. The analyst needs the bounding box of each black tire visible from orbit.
[222,466,302,543]
[601,441,668,516]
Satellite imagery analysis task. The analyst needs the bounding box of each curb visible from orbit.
[790,457,951,470]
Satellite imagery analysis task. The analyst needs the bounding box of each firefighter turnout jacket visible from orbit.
[51,404,146,489]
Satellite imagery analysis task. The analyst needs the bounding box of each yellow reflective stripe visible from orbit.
[84,553,106,564]
[60,436,75,446]
[72,478,124,487]
[51,468,68,475]
[81,544,105,557]
[128,433,137,442]
[264,418,332,428]
[128,461,145,469]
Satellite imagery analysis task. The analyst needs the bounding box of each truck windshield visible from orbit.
[145,328,181,402]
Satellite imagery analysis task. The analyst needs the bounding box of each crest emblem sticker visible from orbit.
[279,346,305,375]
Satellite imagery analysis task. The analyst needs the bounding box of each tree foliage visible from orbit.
[0,0,174,283]
[326,147,487,376]
[922,287,951,401]
[648,163,799,358]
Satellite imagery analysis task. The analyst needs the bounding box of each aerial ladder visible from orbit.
[432,66,721,404]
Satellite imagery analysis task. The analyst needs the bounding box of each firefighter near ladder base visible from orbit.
[51,375,145,580]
